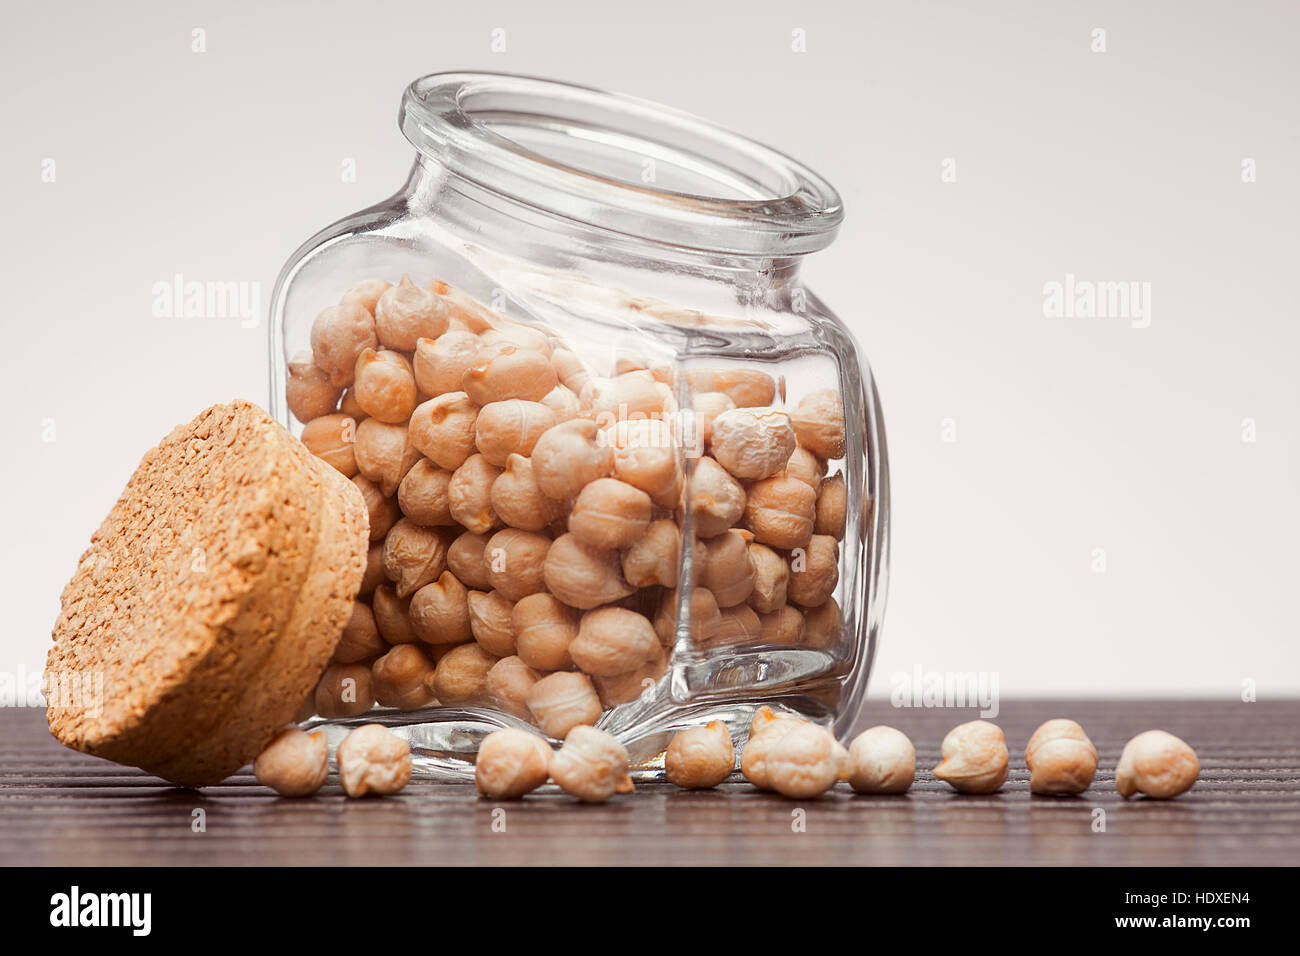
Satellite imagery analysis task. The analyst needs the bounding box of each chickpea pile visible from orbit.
[288,275,851,738]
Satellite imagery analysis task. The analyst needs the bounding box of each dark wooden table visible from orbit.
[2,700,1296,866]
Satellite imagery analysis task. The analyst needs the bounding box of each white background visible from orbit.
[2,0,1297,698]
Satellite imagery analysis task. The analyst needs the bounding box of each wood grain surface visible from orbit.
[2,700,1295,866]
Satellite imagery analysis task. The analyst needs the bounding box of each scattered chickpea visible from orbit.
[791,389,847,460]
[467,589,516,657]
[531,419,613,501]
[333,601,385,664]
[339,277,391,314]
[371,643,436,710]
[814,472,847,539]
[409,571,472,644]
[490,454,560,531]
[548,725,634,803]
[301,413,358,477]
[354,418,419,496]
[688,457,746,539]
[847,726,915,794]
[787,535,840,608]
[739,707,801,790]
[337,724,412,797]
[351,473,400,542]
[408,392,479,471]
[569,478,652,551]
[286,350,343,423]
[542,534,635,609]
[254,727,330,797]
[371,584,418,645]
[512,593,580,671]
[413,330,482,396]
[382,518,448,599]
[710,408,797,480]
[1116,730,1199,800]
[463,346,558,405]
[621,519,681,588]
[700,531,756,608]
[569,607,659,676]
[431,643,498,705]
[743,473,816,550]
[374,275,449,350]
[483,656,542,720]
[763,720,847,798]
[526,671,603,739]
[474,399,557,467]
[475,727,553,799]
[310,301,377,387]
[933,720,1009,794]
[397,459,455,527]
[314,662,375,718]
[1022,718,1098,795]
[446,530,492,590]
[665,721,735,789]
[447,454,502,534]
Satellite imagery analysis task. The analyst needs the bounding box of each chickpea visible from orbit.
[446,530,492,590]
[337,724,411,797]
[568,607,658,677]
[409,571,472,644]
[372,583,417,645]
[339,277,391,314]
[354,418,418,496]
[374,275,449,350]
[690,391,735,447]
[785,446,827,491]
[447,454,502,535]
[791,388,847,460]
[814,472,847,539]
[382,518,447,598]
[933,720,1009,794]
[801,597,841,650]
[254,727,330,797]
[655,587,721,647]
[531,419,614,501]
[339,386,367,421]
[1025,718,1098,796]
[688,457,746,538]
[413,330,482,396]
[665,721,735,789]
[763,720,846,798]
[463,346,557,405]
[700,604,761,648]
[743,474,815,550]
[433,281,497,333]
[684,367,776,408]
[431,643,498,704]
[548,725,634,803]
[346,474,397,543]
[333,601,385,664]
[551,347,593,394]
[286,350,343,423]
[568,478,652,551]
[484,656,542,720]
[739,706,800,790]
[351,348,418,424]
[748,543,788,613]
[711,408,797,481]
[526,671,603,739]
[591,644,666,707]
[314,662,374,718]
[408,392,478,471]
[607,418,683,509]
[310,301,377,387]
[698,530,756,608]
[481,322,553,356]
[758,605,804,645]
[475,399,557,468]
[396,459,454,527]
[1116,730,1199,800]
[512,593,579,671]
[621,519,681,588]
[490,454,560,531]
[467,590,516,657]
[372,643,436,710]
[483,528,550,602]
[542,533,635,609]
[788,535,840,608]
[847,726,916,794]
[475,727,552,799]
[358,542,386,599]
[301,413,358,477]
[586,369,669,423]
[540,384,584,423]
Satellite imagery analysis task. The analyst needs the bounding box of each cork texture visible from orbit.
[45,400,369,787]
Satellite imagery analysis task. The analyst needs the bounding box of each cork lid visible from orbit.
[46,400,369,787]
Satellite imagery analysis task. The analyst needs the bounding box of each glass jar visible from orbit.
[269,72,889,778]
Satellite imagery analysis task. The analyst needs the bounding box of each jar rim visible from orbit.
[399,72,843,257]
